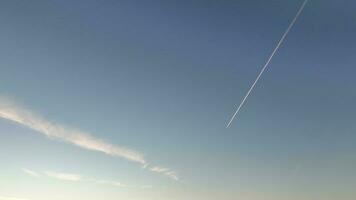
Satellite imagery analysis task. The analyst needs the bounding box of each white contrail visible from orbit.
[226,0,309,128]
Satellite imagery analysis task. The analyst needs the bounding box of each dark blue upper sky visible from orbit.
[0,1,355,199]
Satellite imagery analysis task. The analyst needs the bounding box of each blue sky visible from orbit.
[0,0,356,199]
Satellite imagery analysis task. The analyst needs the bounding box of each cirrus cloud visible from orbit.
[0,97,178,180]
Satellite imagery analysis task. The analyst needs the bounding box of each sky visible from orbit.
[0,0,356,199]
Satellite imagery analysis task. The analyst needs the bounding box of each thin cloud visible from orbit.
[150,166,179,181]
[0,98,145,164]
[21,168,40,177]
[0,97,178,180]
[44,171,82,182]
[23,169,146,188]
[94,180,129,188]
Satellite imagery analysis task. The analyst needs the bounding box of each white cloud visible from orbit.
[0,98,145,164]
[22,168,148,189]
[0,97,179,180]
[44,171,82,182]
[95,180,129,188]
[21,168,40,177]
[150,166,179,181]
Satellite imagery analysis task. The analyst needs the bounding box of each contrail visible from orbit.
[226,0,308,128]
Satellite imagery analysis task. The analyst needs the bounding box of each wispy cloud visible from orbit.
[150,166,179,181]
[44,171,82,182]
[94,179,130,188]
[0,97,178,180]
[0,98,145,164]
[22,169,146,188]
[21,168,40,177]
[0,197,30,200]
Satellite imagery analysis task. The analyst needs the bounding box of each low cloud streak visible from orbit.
[150,166,179,181]
[0,98,145,164]
[0,97,178,180]
[23,169,145,188]
[44,171,82,182]
[21,168,40,177]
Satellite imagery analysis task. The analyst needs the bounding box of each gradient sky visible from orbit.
[0,0,356,200]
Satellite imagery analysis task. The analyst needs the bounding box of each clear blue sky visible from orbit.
[0,0,355,199]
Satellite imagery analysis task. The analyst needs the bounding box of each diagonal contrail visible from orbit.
[226,0,309,128]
